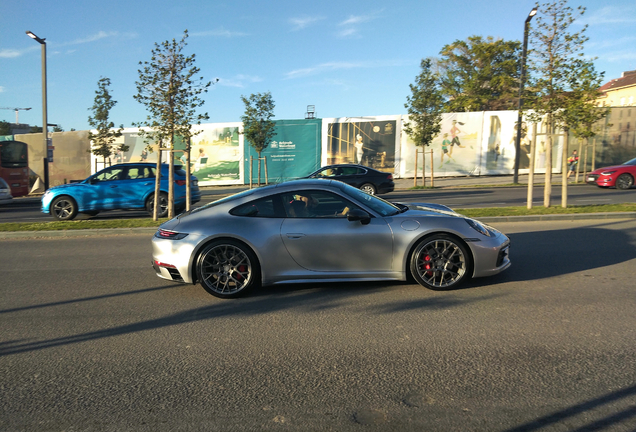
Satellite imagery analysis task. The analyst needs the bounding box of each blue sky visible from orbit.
[1,0,635,131]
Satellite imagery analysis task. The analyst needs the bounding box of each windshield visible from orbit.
[624,157,636,166]
[0,141,28,168]
[338,182,400,216]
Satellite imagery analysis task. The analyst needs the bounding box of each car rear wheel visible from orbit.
[360,183,376,195]
[616,173,634,190]
[51,196,78,221]
[146,192,169,218]
[196,240,260,298]
[410,234,472,290]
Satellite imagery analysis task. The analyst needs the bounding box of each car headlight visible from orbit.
[601,170,616,175]
[465,218,493,237]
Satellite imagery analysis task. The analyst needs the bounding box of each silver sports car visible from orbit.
[152,179,510,298]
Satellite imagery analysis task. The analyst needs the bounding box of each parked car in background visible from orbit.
[0,177,13,205]
[152,179,510,298]
[42,163,200,220]
[305,164,394,195]
[586,157,636,190]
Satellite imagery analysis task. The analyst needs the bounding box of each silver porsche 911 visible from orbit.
[152,179,510,298]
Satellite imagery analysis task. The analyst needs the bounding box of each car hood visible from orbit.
[398,202,462,218]
[48,182,85,191]
[590,164,628,174]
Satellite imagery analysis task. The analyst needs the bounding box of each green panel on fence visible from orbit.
[244,119,321,184]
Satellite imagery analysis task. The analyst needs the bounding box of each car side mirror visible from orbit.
[347,208,371,225]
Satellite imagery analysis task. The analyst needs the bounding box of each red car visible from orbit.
[586,157,636,190]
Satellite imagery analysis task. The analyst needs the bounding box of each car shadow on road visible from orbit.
[485,222,636,284]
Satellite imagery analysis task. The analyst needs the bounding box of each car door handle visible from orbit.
[144,182,152,185]
[285,233,306,239]
[110,185,118,188]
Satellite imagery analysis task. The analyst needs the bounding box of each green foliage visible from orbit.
[87,77,126,161]
[560,60,610,139]
[52,125,64,132]
[403,58,443,147]
[438,36,522,112]
[133,30,212,150]
[240,92,276,155]
[0,121,12,135]
[30,126,43,133]
[526,0,589,123]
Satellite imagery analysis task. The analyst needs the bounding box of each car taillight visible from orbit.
[387,174,393,180]
[175,180,186,186]
[155,229,188,240]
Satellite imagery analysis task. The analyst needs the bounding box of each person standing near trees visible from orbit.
[567,149,579,179]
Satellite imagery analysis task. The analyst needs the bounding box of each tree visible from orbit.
[437,36,521,112]
[404,58,444,148]
[88,77,126,167]
[558,59,609,207]
[526,0,590,208]
[134,30,211,219]
[0,121,11,136]
[240,92,276,186]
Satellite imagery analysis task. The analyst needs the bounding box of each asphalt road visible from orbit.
[1,219,635,431]
[2,184,636,223]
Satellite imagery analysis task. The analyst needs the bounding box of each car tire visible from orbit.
[146,192,169,218]
[615,173,634,190]
[196,239,260,299]
[410,234,472,290]
[360,183,376,195]
[51,196,78,221]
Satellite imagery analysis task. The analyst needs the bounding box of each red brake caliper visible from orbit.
[423,255,433,276]
[234,265,247,281]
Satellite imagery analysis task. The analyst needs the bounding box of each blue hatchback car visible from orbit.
[42,163,201,220]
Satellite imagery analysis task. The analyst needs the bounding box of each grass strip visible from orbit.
[1,203,636,232]
[457,203,636,218]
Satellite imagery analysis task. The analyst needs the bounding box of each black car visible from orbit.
[306,164,395,195]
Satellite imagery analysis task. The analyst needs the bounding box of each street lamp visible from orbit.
[26,30,50,191]
[513,7,538,184]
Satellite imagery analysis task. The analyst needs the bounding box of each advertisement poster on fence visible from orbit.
[322,116,399,172]
[401,112,483,178]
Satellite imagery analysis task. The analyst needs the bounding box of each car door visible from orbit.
[279,190,393,272]
[335,166,365,188]
[117,165,155,208]
[88,166,127,209]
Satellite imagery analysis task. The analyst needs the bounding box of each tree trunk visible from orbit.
[153,145,162,221]
[561,128,569,208]
[168,135,175,219]
[543,116,553,208]
[185,137,191,212]
[527,123,537,209]
[257,151,262,186]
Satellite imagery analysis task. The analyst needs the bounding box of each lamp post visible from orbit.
[513,7,538,184]
[26,30,49,191]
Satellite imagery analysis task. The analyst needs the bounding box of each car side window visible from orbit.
[230,196,283,218]
[94,167,122,182]
[282,190,358,218]
[128,167,140,179]
[340,167,358,176]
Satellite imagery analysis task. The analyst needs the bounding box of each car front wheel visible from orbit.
[616,173,634,190]
[51,196,78,221]
[410,234,472,290]
[196,240,260,298]
[360,183,376,195]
